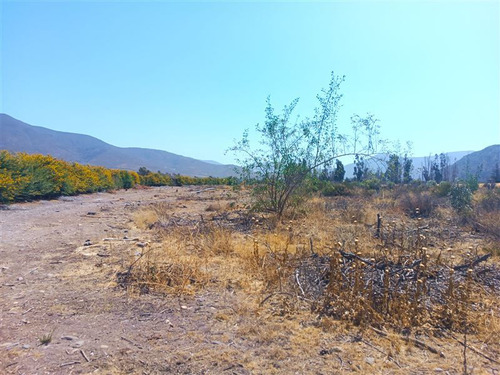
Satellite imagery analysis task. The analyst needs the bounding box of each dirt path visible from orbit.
[0,187,243,375]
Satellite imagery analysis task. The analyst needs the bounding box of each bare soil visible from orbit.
[1,187,499,374]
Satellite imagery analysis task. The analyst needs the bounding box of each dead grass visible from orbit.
[118,186,500,373]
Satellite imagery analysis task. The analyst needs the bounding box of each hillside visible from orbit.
[0,114,237,177]
[451,144,500,182]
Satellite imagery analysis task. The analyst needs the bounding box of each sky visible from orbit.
[1,0,499,165]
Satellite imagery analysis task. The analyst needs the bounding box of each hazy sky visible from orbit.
[1,0,499,164]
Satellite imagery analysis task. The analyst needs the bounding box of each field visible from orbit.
[1,185,499,374]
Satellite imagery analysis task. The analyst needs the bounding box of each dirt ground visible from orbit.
[1,186,499,375]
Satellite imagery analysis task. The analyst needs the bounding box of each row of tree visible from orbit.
[0,151,236,203]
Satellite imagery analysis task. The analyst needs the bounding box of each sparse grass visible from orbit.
[38,330,54,346]
[118,186,500,373]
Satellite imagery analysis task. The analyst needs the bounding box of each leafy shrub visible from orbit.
[433,181,452,197]
[450,183,472,214]
[321,183,351,197]
[361,178,382,191]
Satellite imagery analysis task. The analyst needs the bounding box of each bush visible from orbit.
[450,183,472,214]
[321,183,351,197]
[433,181,452,197]
[399,190,436,217]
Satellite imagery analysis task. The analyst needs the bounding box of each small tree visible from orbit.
[230,72,381,218]
[403,154,413,183]
[333,159,345,182]
[385,154,401,184]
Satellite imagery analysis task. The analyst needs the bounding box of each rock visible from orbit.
[365,357,375,365]
[17,276,23,281]
[70,340,85,348]
[61,335,78,341]
[22,344,31,349]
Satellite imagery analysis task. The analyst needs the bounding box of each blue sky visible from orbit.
[1,0,499,164]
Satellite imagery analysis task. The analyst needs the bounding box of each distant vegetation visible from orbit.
[0,150,237,203]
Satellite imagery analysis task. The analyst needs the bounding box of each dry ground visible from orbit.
[0,186,499,375]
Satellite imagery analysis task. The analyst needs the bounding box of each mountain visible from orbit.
[343,151,474,180]
[0,114,237,177]
[451,145,500,182]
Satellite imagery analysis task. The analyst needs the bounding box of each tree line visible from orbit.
[0,151,236,203]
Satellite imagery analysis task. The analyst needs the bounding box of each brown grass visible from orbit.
[118,186,500,373]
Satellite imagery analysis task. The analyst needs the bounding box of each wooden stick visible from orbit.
[80,349,90,362]
[454,253,491,271]
[60,361,81,367]
[450,334,500,364]
[370,326,445,358]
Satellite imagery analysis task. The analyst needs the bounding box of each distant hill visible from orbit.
[451,145,500,182]
[0,114,237,177]
[344,151,473,180]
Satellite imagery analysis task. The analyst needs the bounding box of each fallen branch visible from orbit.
[60,361,81,367]
[360,338,402,368]
[80,349,90,363]
[370,326,444,358]
[450,334,500,364]
[454,253,491,271]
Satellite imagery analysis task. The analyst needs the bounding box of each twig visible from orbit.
[80,349,90,362]
[370,326,444,358]
[360,338,402,368]
[60,361,81,367]
[120,336,143,349]
[454,253,491,271]
[295,269,306,296]
[259,292,294,306]
[450,334,500,364]
[22,307,33,315]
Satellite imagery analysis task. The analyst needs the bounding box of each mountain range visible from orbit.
[0,114,237,177]
[1,114,498,182]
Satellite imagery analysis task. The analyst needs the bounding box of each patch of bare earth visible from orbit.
[1,186,499,374]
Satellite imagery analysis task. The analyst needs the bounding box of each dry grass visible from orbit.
[117,186,500,373]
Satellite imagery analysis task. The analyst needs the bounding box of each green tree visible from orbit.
[402,154,413,183]
[230,72,381,218]
[385,154,401,184]
[333,159,345,182]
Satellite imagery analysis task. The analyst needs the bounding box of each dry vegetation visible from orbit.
[116,185,500,374]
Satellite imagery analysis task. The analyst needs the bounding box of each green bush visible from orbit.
[433,181,452,197]
[450,183,472,214]
[322,182,351,197]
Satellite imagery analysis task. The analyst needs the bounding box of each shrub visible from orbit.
[433,181,452,197]
[321,183,351,197]
[399,190,435,217]
[450,183,472,215]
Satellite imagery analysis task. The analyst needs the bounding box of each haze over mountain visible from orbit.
[452,145,500,182]
[342,146,500,182]
[344,151,474,180]
[0,114,237,177]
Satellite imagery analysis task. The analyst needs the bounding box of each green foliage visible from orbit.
[433,181,452,197]
[0,151,238,204]
[361,178,382,191]
[385,154,401,184]
[450,183,472,214]
[0,150,139,202]
[230,72,381,217]
[321,182,351,197]
[332,159,345,182]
